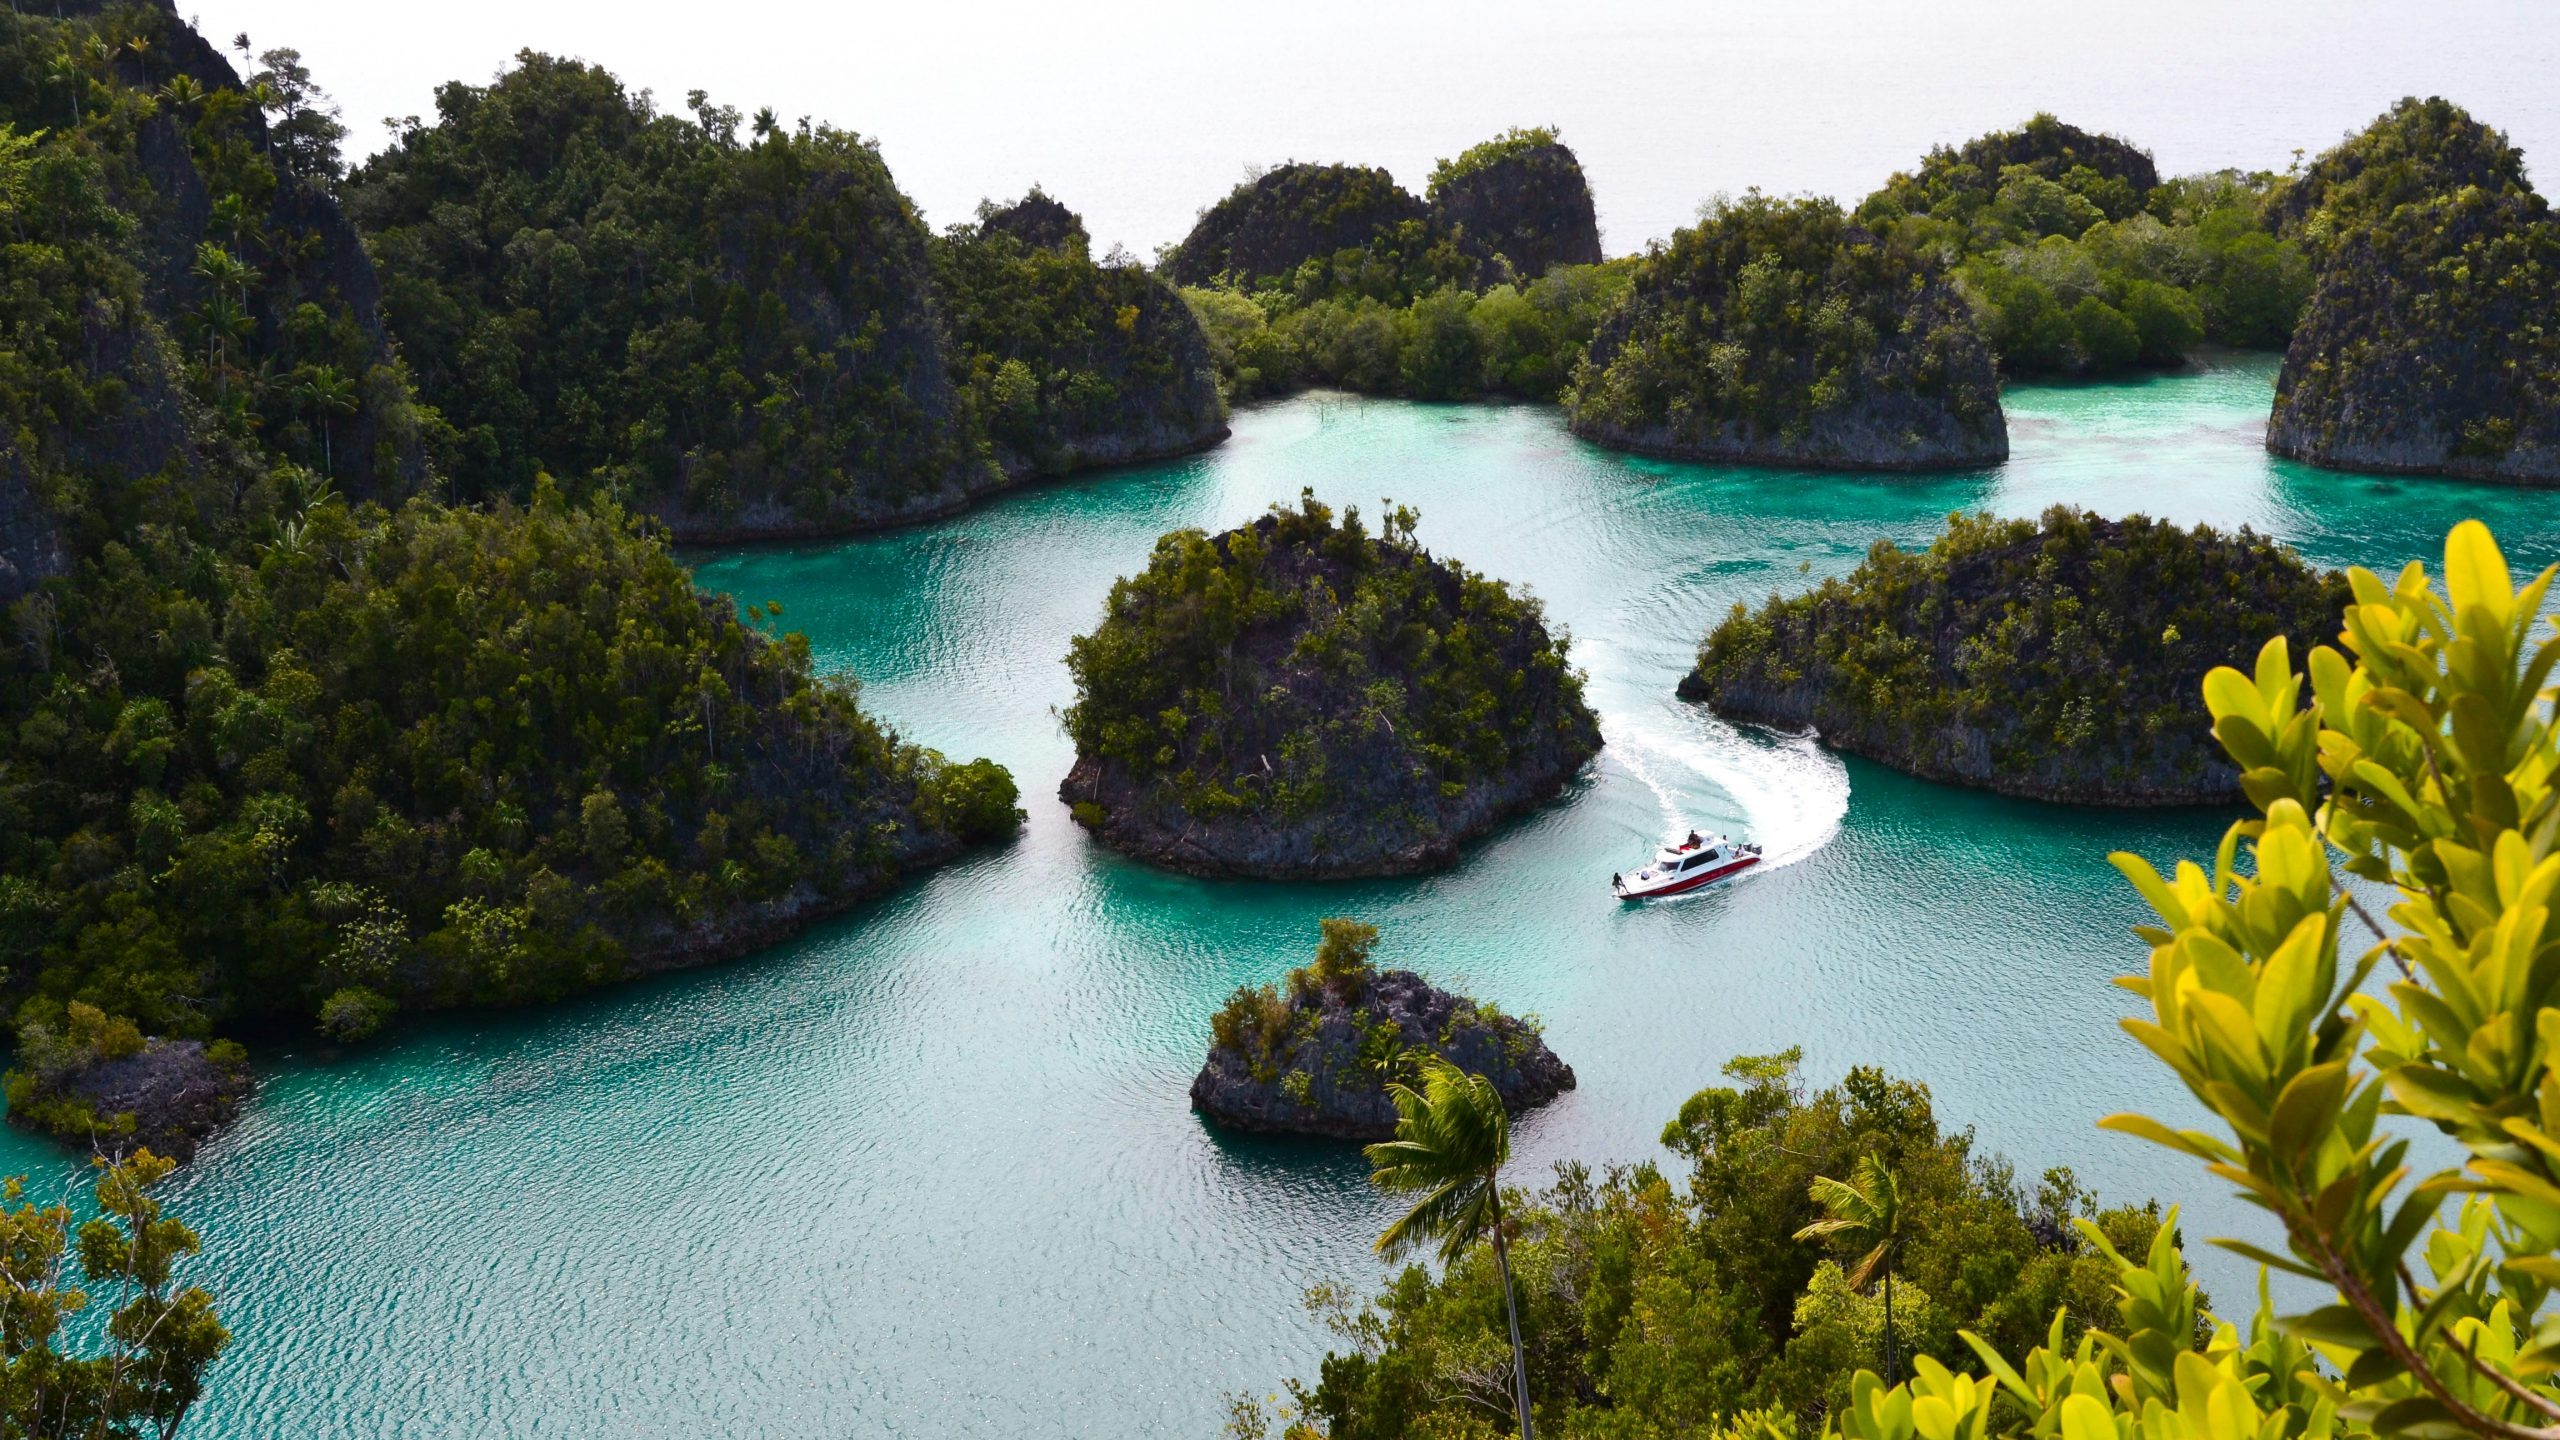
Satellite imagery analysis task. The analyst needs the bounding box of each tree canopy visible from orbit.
[347,53,990,528]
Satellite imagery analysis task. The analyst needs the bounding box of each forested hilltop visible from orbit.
[1170,132,1635,404]
[932,190,1228,480]
[1566,193,2009,468]
[346,55,1227,539]
[0,0,1019,1157]
[1683,508,2345,803]
[2265,98,2560,483]
[1857,113,2313,378]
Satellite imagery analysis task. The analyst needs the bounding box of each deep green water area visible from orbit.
[20,355,2560,1437]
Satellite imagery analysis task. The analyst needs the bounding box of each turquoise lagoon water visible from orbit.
[21,356,2560,1438]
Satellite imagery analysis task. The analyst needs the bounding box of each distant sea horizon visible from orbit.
[192,0,2560,259]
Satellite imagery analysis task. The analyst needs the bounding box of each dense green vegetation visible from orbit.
[2266,95,2533,255]
[1164,163,1450,293]
[1687,507,2345,802]
[345,52,991,531]
[3,488,1018,1040]
[1238,1050,2172,1439]
[931,191,1225,477]
[1063,491,1598,874]
[1566,193,2006,467]
[0,2,1017,1147]
[2266,99,2560,481]
[1171,135,1623,403]
[1857,114,2313,375]
[1181,261,1632,402]
[0,6,427,504]
[1429,128,1566,197]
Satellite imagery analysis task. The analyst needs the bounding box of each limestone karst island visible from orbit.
[0,2,2556,1436]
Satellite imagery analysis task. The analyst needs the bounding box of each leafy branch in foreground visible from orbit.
[1831,519,2560,1440]
[0,1150,227,1438]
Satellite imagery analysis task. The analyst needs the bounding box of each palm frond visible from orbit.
[1364,1059,1511,1265]
[1844,1241,1890,1292]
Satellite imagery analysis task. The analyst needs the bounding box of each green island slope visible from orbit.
[1163,161,1451,293]
[1858,113,2314,376]
[0,1,1019,1157]
[2266,95,2534,255]
[931,190,1229,479]
[1061,492,1600,878]
[346,54,989,535]
[1567,193,2009,468]
[2266,98,2560,483]
[1680,508,2345,803]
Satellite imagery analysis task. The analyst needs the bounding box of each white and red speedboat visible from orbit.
[1612,832,1762,899]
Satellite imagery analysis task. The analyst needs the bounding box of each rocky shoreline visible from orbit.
[1571,408,2009,472]
[648,425,1233,545]
[8,1038,253,1165]
[1681,671,2244,806]
[1061,737,1591,879]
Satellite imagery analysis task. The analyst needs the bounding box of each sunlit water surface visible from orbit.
[18,356,2560,1438]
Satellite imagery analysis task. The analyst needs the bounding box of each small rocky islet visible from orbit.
[1682,507,2347,805]
[1190,920,1573,1140]
[5,1008,252,1164]
[1059,491,1602,879]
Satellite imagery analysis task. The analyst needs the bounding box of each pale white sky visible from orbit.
[189,0,2560,259]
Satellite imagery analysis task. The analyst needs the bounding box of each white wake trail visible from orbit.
[1603,705,1848,869]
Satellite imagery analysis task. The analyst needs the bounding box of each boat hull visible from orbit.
[1614,853,1760,899]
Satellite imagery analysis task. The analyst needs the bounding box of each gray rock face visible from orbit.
[1190,970,1574,1140]
[1430,140,1605,284]
[1572,398,2010,472]
[0,448,69,605]
[1681,670,2242,805]
[1063,743,1590,879]
[1164,163,1433,288]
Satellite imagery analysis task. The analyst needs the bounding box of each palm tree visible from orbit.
[292,364,358,474]
[1364,1059,1534,1440]
[1794,1153,1906,1381]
